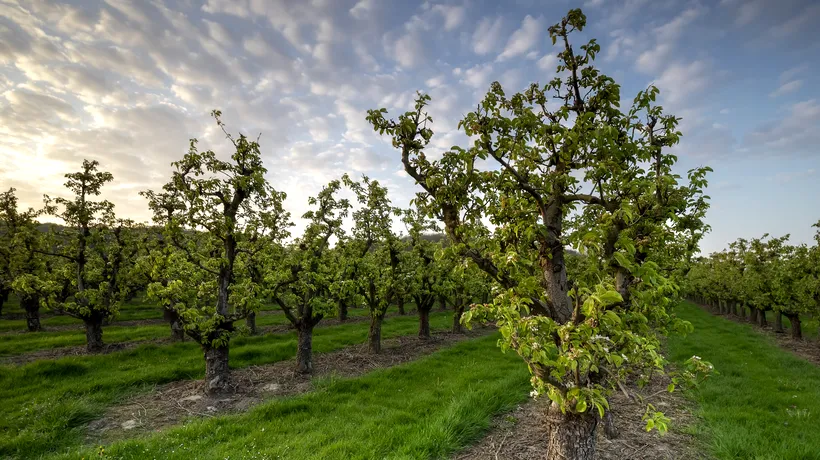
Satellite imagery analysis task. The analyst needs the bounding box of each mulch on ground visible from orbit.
[86,329,489,444]
[454,372,704,460]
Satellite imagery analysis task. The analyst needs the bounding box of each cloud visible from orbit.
[497,15,543,61]
[767,3,820,40]
[432,4,466,31]
[391,32,426,68]
[779,64,808,83]
[744,99,820,156]
[771,169,816,184]
[350,0,377,20]
[635,6,704,74]
[426,75,447,88]
[734,0,765,25]
[536,53,558,72]
[461,63,494,89]
[671,111,737,160]
[653,60,712,106]
[472,16,504,55]
[769,80,803,98]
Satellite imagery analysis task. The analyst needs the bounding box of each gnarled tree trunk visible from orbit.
[164,307,185,341]
[452,303,466,333]
[338,299,348,321]
[739,303,746,320]
[246,311,257,335]
[749,307,758,324]
[786,313,802,340]
[203,344,230,394]
[84,317,104,352]
[397,296,406,315]
[21,295,41,332]
[418,307,431,339]
[774,311,784,333]
[0,288,9,317]
[368,314,384,353]
[296,322,315,373]
[545,403,598,460]
[758,309,767,327]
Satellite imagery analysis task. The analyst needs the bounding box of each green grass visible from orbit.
[0,298,402,356]
[52,333,530,460]
[668,302,820,460]
[0,324,175,356]
[0,298,287,333]
[0,311,453,459]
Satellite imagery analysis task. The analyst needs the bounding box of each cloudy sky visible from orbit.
[1,0,818,253]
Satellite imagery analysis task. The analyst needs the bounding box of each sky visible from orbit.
[0,0,818,254]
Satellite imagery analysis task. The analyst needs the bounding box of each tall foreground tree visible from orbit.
[368,9,711,459]
[144,111,289,394]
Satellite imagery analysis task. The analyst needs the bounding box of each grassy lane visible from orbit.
[0,311,451,459]
[0,296,164,332]
[668,302,820,460]
[0,298,285,334]
[53,333,530,460]
[0,305,395,357]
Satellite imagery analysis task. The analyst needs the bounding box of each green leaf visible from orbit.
[576,399,587,413]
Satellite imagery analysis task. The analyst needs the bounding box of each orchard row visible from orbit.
[685,225,820,339]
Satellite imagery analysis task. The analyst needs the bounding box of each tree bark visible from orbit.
[602,409,618,439]
[338,299,348,321]
[164,307,185,341]
[758,309,767,327]
[397,296,406,315]
[295,322,315,373]
[545,403,598,460]
[786,314,802,340]
[739,303,746,320]
[0,288,9,317]
[418,307,431,339]
[774,311,784,333]
[203,344,230,394]
[21,295,41,332]
[246,311,257,335]
[749,307,757,324]
[84,317,104,352]
[368,314,384,353]
[452,303,466,333]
